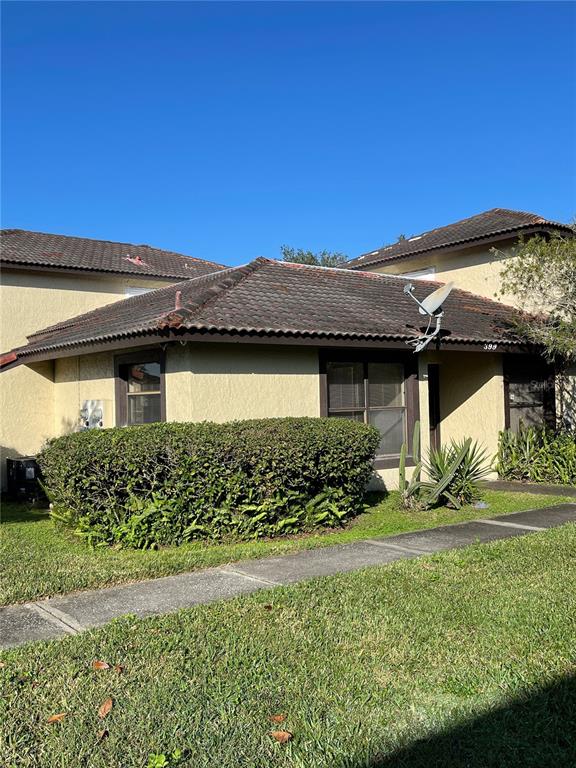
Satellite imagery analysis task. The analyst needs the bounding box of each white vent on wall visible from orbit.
[80,400,106,430]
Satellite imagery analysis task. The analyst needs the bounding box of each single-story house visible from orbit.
[1,255,556,488]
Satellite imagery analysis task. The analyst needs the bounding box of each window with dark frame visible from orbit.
[115,352,165,426]
[326,361,407,457]
[504,356,556,433]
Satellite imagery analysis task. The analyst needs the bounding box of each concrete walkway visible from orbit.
[486,480,576,497]
[2,503,576,650]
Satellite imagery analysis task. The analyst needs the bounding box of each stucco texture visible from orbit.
[165,343,320,422]
[0,269,169,486]
[372,239,519,306]
[40,341,506,491]
[53,353,116,435]
[435,350,504,470]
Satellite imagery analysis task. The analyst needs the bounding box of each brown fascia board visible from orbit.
[1,326,533,372]
[349,224,570,271]
[0,260,195,282]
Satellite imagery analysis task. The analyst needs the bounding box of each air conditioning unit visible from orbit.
[6,457,44,502]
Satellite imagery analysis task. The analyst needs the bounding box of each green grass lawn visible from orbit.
[1,524,575,768]
[1,489,573,606]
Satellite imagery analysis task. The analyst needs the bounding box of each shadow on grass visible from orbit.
[352,674,576,768]
[1,500,49,524]
[363,490,390,507]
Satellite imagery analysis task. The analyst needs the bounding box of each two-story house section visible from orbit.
[0,229,225,487]
[346,208,572,298]
[346,208,574,433]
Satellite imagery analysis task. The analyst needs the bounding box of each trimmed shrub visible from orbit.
[496,425,576,485]
[38,417,380,548]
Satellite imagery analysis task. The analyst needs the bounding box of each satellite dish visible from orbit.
[418,282,454,315]
[402,281,454,352]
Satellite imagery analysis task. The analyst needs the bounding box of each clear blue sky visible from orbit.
[2,1,575,265]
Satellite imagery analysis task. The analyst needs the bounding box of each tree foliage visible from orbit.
[496,230,576,363]
[280,245,348,268]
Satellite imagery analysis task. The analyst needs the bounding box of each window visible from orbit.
[399,266,436,280]
[325,359,411,458]
[504,356,555,432]
[125,286,153,297]
[115,352,165,426]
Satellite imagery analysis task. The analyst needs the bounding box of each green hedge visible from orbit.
[38,418,380,549]
[496,426,576,485]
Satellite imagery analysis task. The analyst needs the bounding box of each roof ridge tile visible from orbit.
[157,258,270,329]
[2,256,531,365]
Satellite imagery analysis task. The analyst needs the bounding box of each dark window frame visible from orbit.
[503,354,556,431]
[319,349,419,469]
[114,348,166,426]
[427,363,441,452]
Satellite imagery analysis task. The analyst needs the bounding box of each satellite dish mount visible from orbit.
[403,281,454,353]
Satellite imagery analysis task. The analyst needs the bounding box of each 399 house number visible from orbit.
[483,343,498,350]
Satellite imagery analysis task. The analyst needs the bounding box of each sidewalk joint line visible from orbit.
[4,502,572,650]
[366,539,431,555]
[38,603,85,632]
[475,519,545,532]
[221,568,281,587]
[27,603,83,635]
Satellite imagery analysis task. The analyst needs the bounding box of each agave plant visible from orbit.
[399,423,492,511]
[426,439,491,508]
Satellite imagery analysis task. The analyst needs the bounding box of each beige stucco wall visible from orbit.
[0,268,170,487]
[372,351,504,489]
[371,239,519,305]
[0,269,169,350]
[8,341,320,454]
[6,336,515,501]
[6,332,507,493]
[434,350,504,471]
[0,360,56,467]
[39,341,406,489]
[164,342,321,422]
[53,353,116,436]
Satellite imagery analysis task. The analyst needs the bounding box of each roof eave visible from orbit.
[2,325,531,370]
[0,259,222,282]
[347,223,573,271]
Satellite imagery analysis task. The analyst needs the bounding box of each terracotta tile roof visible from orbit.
[346,208,572,270]
[5,258,529,365]
[0,229,225,280]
